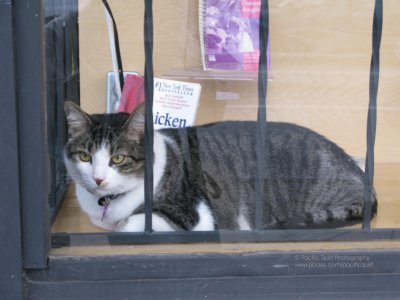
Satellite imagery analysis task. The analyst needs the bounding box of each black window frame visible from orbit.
[2,0,400,298]
[0,0,24,298]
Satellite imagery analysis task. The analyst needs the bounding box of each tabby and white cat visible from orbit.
[64,101,377,232]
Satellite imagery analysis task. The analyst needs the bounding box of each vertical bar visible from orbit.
[53,0,67,216]
[54,1,67,213]
[144,0,154,233]
[0,0,24,298]
[44,0,57,213]
[67,0,80,102]
[255,0,269,229]
[15,0,51,268]
[363,0,382,229]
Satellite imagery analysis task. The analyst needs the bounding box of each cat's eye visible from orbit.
[78,152,91,162]
[111,154,126,165]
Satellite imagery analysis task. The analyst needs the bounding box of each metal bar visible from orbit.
[255,0,269,229]
[52,3,67,220]
[53,9,68,221]
[0,0,24,298]
[26,249,400,299]
[24,272,400,300]
[143,0,154,233]
[14,0,51,269]
[27,250,400,282]
[52,228,400,248]
[363,0,383,229]
[44,1,57,213]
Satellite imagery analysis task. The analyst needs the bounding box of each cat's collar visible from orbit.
[85,189,125,221]
[93,193,125,222]
[97,193,125,206]
[84,188,125,206]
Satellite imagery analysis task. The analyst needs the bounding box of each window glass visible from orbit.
[46,0,400,252]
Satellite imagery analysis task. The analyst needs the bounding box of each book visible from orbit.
[153,78,201,129]
[199,0,271,72]
[109,74,201,129]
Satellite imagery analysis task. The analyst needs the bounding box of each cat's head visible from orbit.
[64,101,145,197]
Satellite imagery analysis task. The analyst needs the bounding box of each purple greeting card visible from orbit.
[200,0,271,72]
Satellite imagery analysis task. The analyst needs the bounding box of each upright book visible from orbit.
[153,78,201,130]
[113,75,201,130]
[199,0,271,72]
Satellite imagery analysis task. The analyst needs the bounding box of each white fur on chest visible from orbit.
[75,183,144,230]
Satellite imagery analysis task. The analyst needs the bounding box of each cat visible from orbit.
[64,101,377,232]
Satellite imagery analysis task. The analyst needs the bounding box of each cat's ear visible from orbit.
[64,101,92,138]
[124,103,145,135]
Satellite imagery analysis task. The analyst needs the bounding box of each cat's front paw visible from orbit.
[116,213,175,232]
[90,217,115,231]
[115,217,143,232]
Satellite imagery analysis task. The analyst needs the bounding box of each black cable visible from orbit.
[363,0,383,229]
[102,0,125,91]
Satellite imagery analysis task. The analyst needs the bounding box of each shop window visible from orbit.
[44,0,400,251]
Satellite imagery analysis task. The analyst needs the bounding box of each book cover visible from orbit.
[153,78,201,130]
[110,75,201,129]
[199,0,271,72]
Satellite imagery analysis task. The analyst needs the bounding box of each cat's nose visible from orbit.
[94,178,104,186]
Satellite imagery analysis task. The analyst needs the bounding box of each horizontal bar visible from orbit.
[28,250,400,282]
[52,228,400,248]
